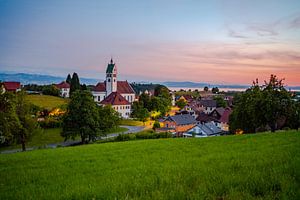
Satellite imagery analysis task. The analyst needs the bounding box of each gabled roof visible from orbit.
[165,114,197,125]
[205,121,222,134]
[55,81,70,89]
[93,82,106,92]
[3,82,21,91]
[187,122,221,135]
[199,99,217,107]
[219,108,232,123]
[100,92,130,105]
[92,81,135,94]
[196,112,218,123]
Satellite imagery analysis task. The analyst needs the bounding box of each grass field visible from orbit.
[26,94,69,110]
[0,131,299,199]
[120,119,144,126]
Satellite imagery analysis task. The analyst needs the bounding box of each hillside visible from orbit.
[0,131,299,199]
[26,95,69,110]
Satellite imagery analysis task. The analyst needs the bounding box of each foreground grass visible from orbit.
[0,131,299,199]
[26,94,69,110]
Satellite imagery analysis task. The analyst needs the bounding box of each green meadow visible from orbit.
[0,131,299,199]
[26,94,70,110]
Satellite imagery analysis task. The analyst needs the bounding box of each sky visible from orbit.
[0,0,300,86]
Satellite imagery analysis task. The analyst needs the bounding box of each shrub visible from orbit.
[39,118,62,128]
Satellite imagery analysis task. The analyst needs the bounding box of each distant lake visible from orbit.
[168,87,247,92]
[168,86,300,92]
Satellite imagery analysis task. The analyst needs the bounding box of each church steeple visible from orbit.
[106,58,117,96]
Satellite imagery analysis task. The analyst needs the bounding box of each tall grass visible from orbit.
[0,131,299,199]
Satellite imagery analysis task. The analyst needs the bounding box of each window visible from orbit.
[108,78,110,82]
[130,96,133,102]
[114,79,116,82]
[98,96,100,101]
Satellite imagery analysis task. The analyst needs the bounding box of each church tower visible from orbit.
[106,58,117,96]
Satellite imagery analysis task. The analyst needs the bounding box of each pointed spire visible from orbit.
[110,57,113,64]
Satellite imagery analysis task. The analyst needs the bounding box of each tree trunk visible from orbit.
[21,134,26,151]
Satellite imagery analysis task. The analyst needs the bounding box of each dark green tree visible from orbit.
[213,96,227,108]
[62,90,100,143]
[175,99,187,110]
[98,105,120,133]
[42,85,60,96]
[70,72,81,96]
[0,92,20,146]
[131,101,150,123]
[66,74,72,84]
[204,86,209,92]
[152,121,161,130]
[15,91,38,151]
[212,87,219,94]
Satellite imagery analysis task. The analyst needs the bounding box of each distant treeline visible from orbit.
[131,83,164,94]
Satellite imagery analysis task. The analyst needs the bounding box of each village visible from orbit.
[0,58,241,143]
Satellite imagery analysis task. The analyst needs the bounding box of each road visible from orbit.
[1,125,145,154]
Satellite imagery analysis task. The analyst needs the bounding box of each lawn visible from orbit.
[26,94,69,110]
[105,126,128,134]
[120,119,144,126]
[0,131,299,199]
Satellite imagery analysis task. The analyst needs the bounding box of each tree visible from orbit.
[213,96,227,108]
[139,92,151,111]
[152,121,161,130]
[70,72,81,96]
[0,92,20,146]
[98,105,120,133]
[15,91,38,151]
[229,75,295,133]
[204,86,209,92]
[81,84,88,91]
[131,102,150,123]
[176,99,187,110]
[212,87,219,94]
[42,85,60,96]
[66,74,72,84]
[62,90,100,143]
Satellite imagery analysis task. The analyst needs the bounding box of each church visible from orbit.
[92,59,136,118]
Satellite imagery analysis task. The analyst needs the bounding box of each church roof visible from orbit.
[55,81,70,89]
[93,81,135,94]
[100,92,130,105]
[106,59,115,73]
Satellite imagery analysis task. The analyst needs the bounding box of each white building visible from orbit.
[92,59,136,118]
[55,81,70,98]
[92,59,135,104]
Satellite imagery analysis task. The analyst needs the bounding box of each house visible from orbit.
[92,59,135,104]
[161,114,197,136]
[183,122,222,138]
[219,107,232,132]
[100,92,131,118]
[198,99,217,114]
[2,82,21,93]
[55,81,70,98]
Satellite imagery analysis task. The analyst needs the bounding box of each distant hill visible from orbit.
[0,73,100,85]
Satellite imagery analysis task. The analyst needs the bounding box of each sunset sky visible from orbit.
[0,0,300,85]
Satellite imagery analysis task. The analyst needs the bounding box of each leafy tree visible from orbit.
[0,92,20,146]
[70,72,81,96]
[212,87,219,94]
[204,86,209,92]
[131,102,150,123]
[213,96,227,108]
[15,91,38,151]
[139,92,151,110]
[66,74,72,84]
[42,85,60,96]
[150,97,170,116]
[98,105,120,133]
[230,75,295,133]
[176,99,187,110]
[81,84,88,91]
[62,90,100,143]
[152,121,161,130]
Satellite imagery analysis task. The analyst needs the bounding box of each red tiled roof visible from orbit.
[93,81,135,94]
[93,82,106,92]
[100,92,130,105]
[220,108,232,123]
[3,82,21,91]
[55,81,70,89]
[117,81,135,93]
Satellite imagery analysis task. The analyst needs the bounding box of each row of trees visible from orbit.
[61,90,120,143]
[230,75,300,133]
[0,91,38,151]
[131,85,172,121]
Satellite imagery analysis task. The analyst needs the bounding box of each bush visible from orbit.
[39,118,62,128]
